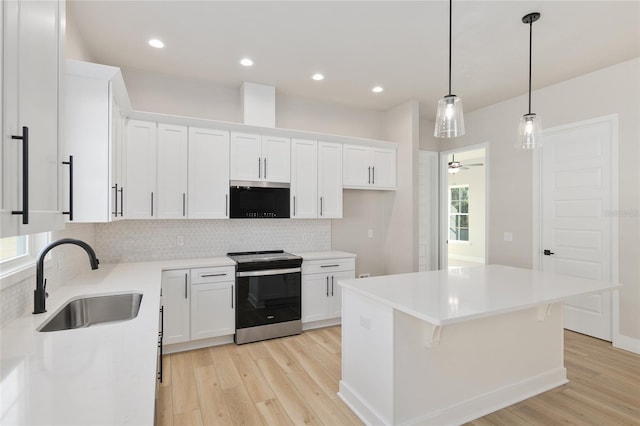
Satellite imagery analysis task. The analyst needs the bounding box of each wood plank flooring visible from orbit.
[158,327,640,425]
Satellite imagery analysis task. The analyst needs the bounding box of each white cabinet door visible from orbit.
[302,273,332,323]
[188,127,230,219]
[157,124,188,219]
[262,135,291,183]
[371,148,396,189]
[110,94,125,220]
[230,132,261,181]
[342,145,370,187]
[1,0,64,237]
[162,269,191,345]
[328,270,354,318]
[191,281,235,340]
[318,142,343,218]
[125,120,157,219]
[291,138,317,218]
[343,144,397,190]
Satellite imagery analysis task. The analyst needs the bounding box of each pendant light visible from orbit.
[518,12,542,149]
[434,0,465,138]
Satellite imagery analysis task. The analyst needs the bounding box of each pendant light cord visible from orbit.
[448,0,453,96]
[528,19,533,114]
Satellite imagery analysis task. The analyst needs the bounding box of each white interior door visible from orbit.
[540,117,617,341]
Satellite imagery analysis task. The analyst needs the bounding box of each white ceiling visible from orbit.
[67,1,640,119]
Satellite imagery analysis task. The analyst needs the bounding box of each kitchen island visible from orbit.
[337,265,620,425]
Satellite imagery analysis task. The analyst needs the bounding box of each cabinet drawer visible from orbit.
[191,266,235,284]
[302,258,355,275]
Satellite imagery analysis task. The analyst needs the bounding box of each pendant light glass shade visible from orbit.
[435,95,465,138]
[517,12,542,149]
[517,113,542,150]
[434,0,465,138]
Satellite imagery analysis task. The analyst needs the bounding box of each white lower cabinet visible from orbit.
[190,266,235,340]
[161,266,235,347]
[161,269,191,345]
[302,257,355,324]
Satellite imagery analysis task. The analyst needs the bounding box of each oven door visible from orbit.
[235,268,301,329]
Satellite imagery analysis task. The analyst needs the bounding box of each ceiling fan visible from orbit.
[448,155,484,174]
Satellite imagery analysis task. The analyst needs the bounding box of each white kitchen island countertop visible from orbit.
[0,256,234,426]
[339,264,620,326]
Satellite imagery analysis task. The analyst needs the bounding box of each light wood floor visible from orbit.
[157,326,640,426]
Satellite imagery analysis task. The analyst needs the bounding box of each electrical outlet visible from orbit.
[176,235,184,246]
[503,232,513,242]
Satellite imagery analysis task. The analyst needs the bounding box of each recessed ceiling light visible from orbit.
[312,73,325,81]
[240,58,254,67]
[372,86,384,93]
[148,39,164,49]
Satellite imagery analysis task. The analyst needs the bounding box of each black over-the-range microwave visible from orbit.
[229,181,290,219]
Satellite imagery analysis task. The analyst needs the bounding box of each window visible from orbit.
[449,185,469,242]
[0,233,49,281]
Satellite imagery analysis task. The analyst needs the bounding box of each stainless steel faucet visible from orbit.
[34,238,99,314]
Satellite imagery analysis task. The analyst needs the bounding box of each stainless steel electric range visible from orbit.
[227,250,303,344]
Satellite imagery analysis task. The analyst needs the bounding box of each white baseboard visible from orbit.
[164,335,234,354]
[340,369,567,426]
[338,380,389,425]
[613,333,640,355]
[302,317,340,331]
[448,254,485,263]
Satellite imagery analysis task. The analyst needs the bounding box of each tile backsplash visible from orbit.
[95,219,331,263]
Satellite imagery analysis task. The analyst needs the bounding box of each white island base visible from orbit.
[338,266,618,425]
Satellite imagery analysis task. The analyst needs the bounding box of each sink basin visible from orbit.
[38,293,143,332]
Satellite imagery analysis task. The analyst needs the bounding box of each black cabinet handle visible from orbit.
[225,194,228,217]
[184,273,188,299]
[159,305,164,383]
[331,276,334,296]
[326,276,329,297]
[112,183,118,216]
[182,193,186,217]
[62,155,74,221]
[151,192,154,217]
[372,166,375,185]
[258,157,261,178]
[201,273,227,278]
[11,126,29,224]
[368,166,371,184]
[321,264,340,268]
[264,158,267,179]
[119,187,124,216]
[293,196,296,216]
[231,284,234,309]
[320,196,323,216]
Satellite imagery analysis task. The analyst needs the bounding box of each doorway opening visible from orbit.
[440,144,488,270]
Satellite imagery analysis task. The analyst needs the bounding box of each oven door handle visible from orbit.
[237,267,302,278]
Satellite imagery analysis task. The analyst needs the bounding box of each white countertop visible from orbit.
[0,256,233,426]
[339,264,620,326]
[294,250,356,260]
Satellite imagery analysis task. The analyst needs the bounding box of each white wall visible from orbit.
[437,58,640,345]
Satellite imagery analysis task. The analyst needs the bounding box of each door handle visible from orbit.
[543,249,555,256]
[62,155,74,221]
[11,126,29,224]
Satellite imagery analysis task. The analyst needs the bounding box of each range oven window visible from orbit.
[236,270,301,329]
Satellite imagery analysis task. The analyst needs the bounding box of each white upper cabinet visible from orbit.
[318,142,343,218]
[343,144,396,190]
[188,127,230,219]
[62,60,129,223]
[261,135,291,183]
[157,124,188,219]
[1,0,65,237]
[291,139,318,219]
[125,120,157,219]
[230,132,290,183]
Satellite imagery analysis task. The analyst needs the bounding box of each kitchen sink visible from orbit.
[38,293,143,332]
